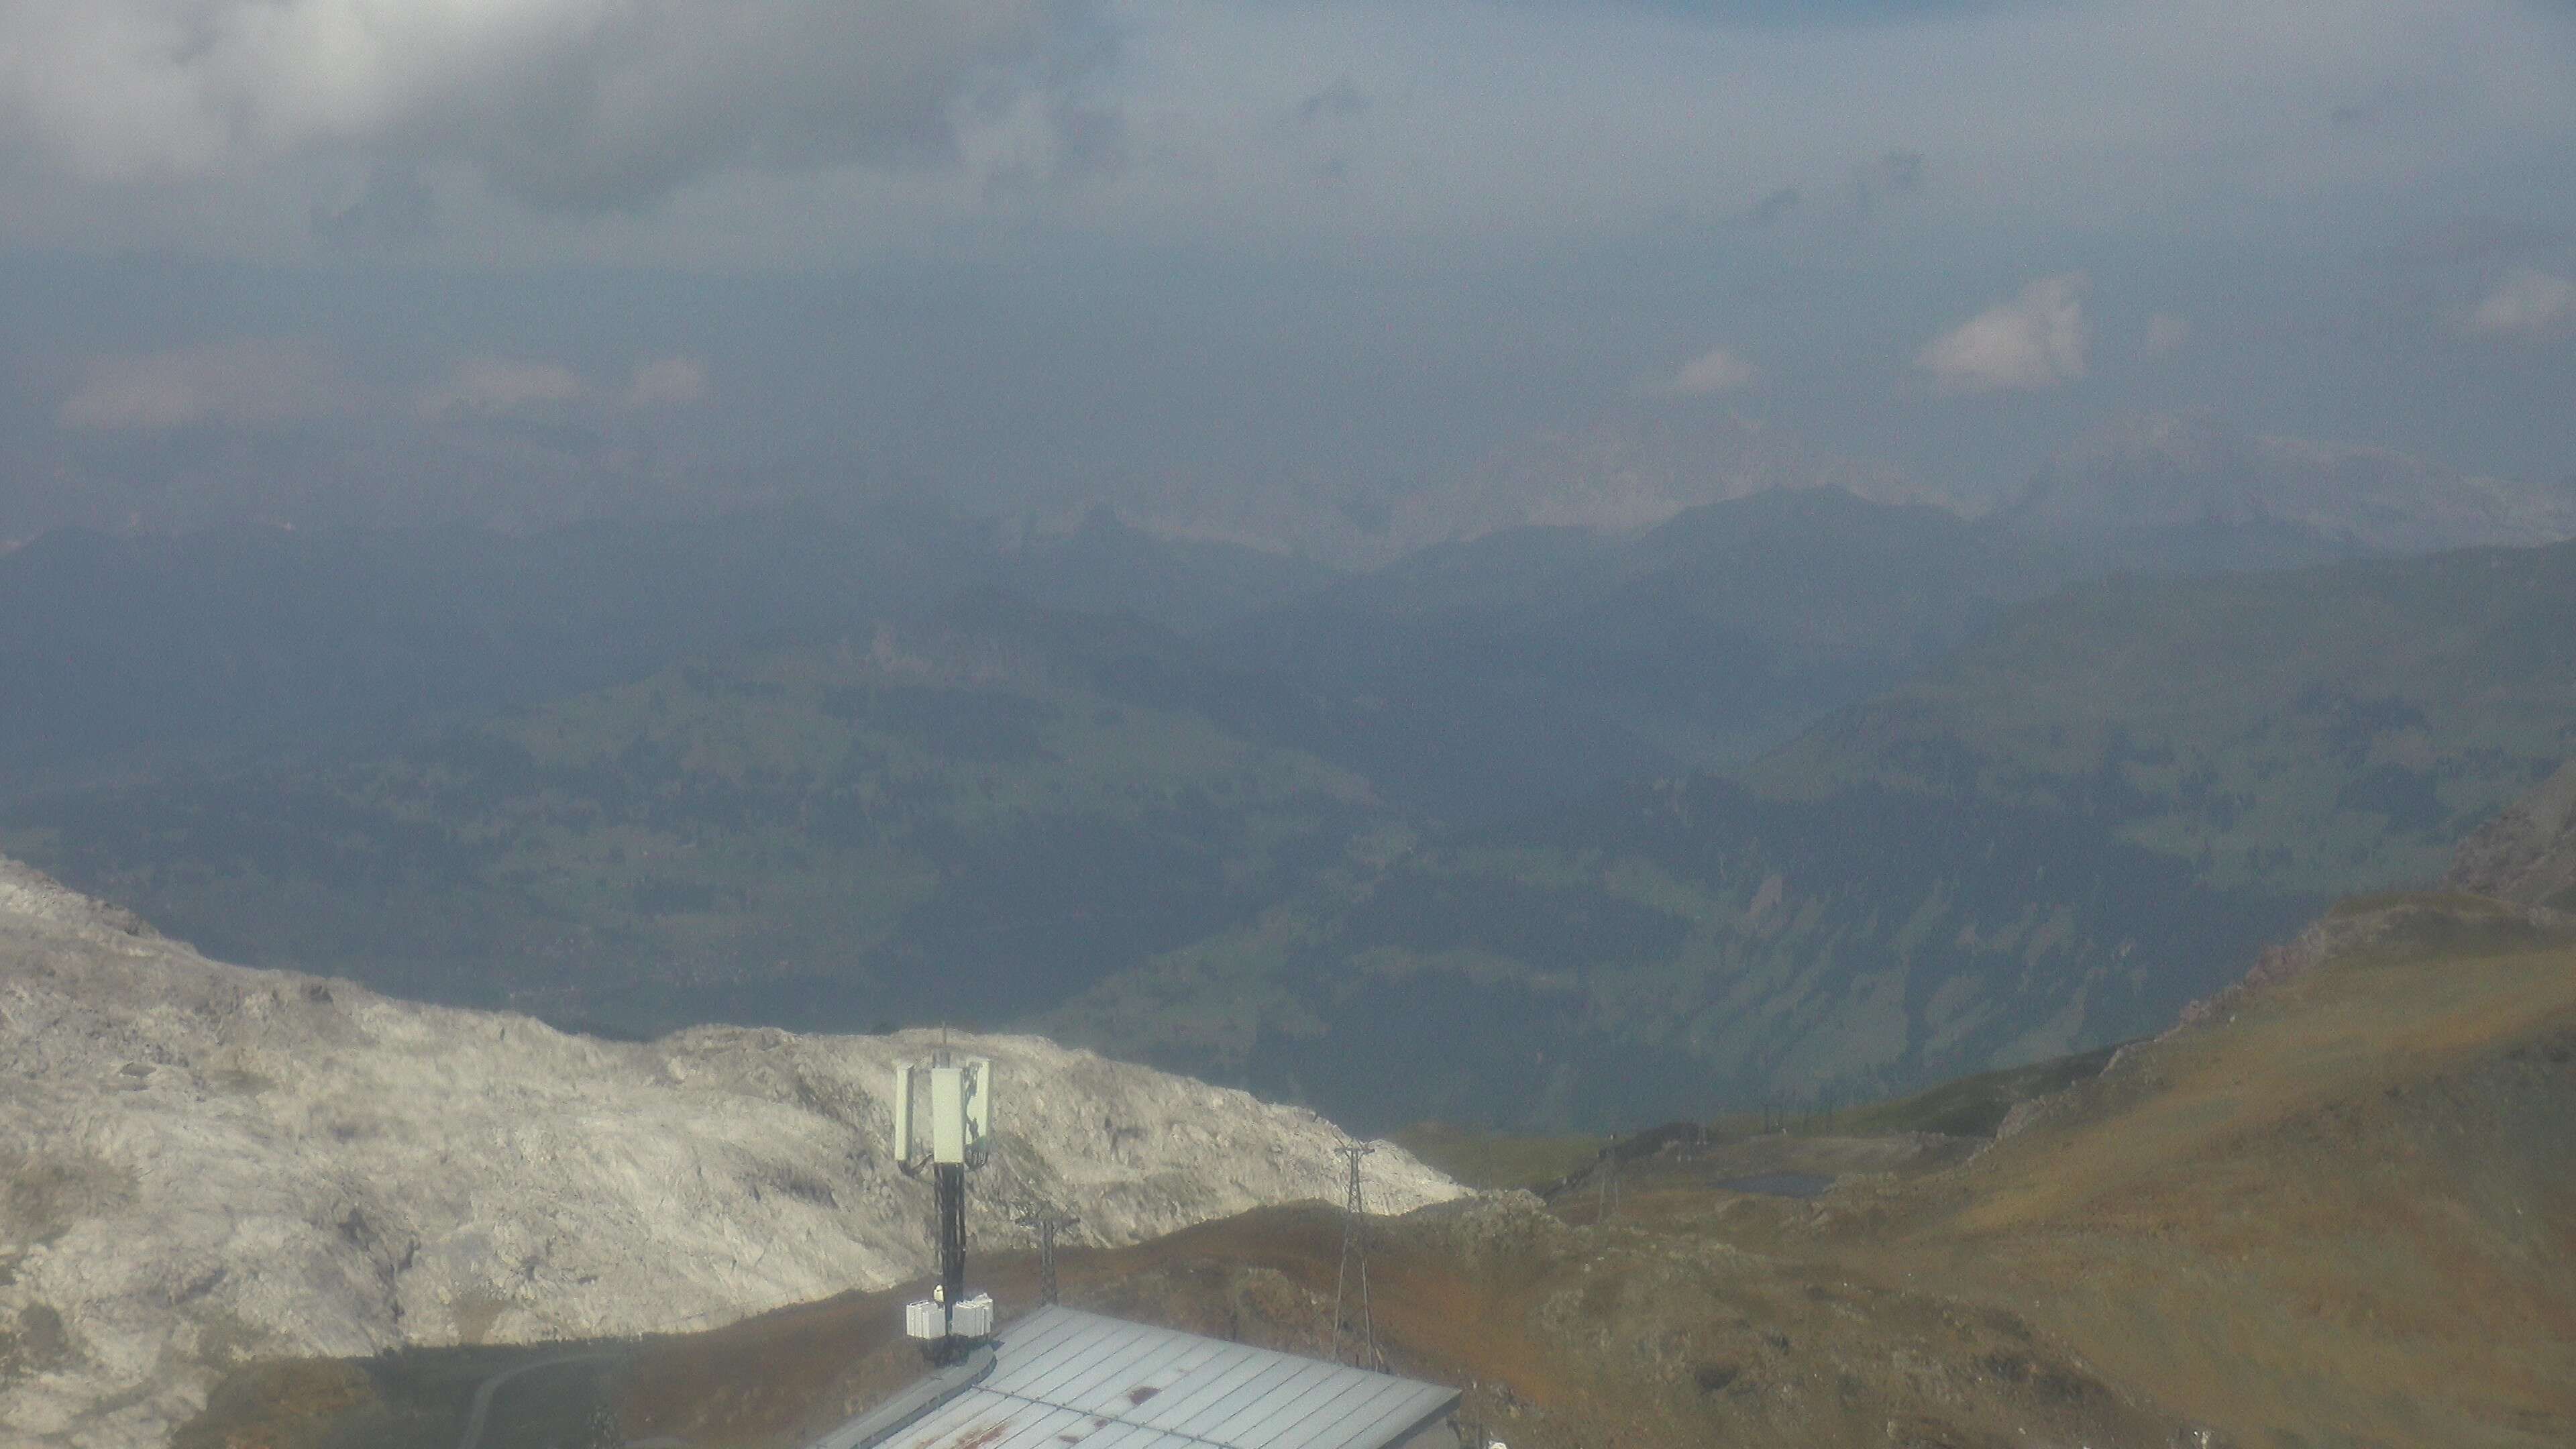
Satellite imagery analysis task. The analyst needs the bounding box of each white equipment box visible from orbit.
[904,1293,996,1340]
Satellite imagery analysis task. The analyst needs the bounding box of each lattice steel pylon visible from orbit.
[1329,1144,1381,1370]
[1014,1203,1080,1305]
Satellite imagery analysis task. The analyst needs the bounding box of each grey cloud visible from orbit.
[2,0,1112,215]
[980,94,1127,203]
[431,1,1114,213]
[1917,274,2090,394]
[1741,152,1920,230]
[2382,217,2571,269]
[419,358,588,420]
[311,162,435,250]
[2462,268,2576,341]
[1849,148,1925,215]
[58,339,350,431]
[627,357,710,410]
[1051,99,1129,178]
[416,354,716,418]
[1748,186,1802,225]
[1299,77,1372,123]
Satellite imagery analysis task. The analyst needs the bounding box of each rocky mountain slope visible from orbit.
[2449,757,2576,909]
[0,856,1456,1448]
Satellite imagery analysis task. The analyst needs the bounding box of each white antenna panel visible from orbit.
[895,1057,994,1167]
[930,1066,967,1162]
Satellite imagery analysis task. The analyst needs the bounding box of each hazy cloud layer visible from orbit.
[0,0,1106,212]
[1662,347,1762,396]
[310,161,435,248]
[2144,313,2192,359]
[1747,185,1802,225]
[1918,275,2091,394]
[417,354,708,417]
[419,358,586,419]
[3,1,2572,541]
[59,339,347,431]
[627,356,710,409]
[2464,268,2576,341]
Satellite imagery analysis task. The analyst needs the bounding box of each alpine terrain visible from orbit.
[0,856,1458,1448]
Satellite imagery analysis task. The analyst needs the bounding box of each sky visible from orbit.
[2,0,2573,551]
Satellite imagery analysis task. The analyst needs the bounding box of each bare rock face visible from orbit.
[2447,758,2576,910]
[0,856,1458,1448]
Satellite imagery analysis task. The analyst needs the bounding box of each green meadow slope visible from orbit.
[0,627,1387,1036]
[1750,541,2576,893]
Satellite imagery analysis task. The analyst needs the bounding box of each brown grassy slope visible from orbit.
[1389,1122,1607,1191]
[1846,893,2576,1448]
[976,1208,2178,1449]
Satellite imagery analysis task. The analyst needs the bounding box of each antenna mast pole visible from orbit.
[937,1161,967,1310]
[1330,1144,1379,1370]
[896,1053,996,1360]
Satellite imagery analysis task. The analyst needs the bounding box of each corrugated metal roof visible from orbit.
[843,1306,1458,1449]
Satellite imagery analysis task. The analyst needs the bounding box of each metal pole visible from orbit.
[1038,1216,1059,1305]
[1016,1205,1079,1306]
[936,1163,967,1331]
[1330,1144,1379,1369]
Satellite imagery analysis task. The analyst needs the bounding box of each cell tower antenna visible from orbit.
[1329,1144,1381,1371]
[1013,1203,1081,1306]
[894,1053,996,1360]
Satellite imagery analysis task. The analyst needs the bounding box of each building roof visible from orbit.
[821,1305,1460,1449]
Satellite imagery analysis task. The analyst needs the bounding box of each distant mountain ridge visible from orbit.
[1121,407,2576,568]
[0,505,1335,794]
[1998,412,2576,556]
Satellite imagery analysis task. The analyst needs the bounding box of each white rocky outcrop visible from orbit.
[0,857,1458,1448]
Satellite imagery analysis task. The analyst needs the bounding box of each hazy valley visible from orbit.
[9,464,2576,1132]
